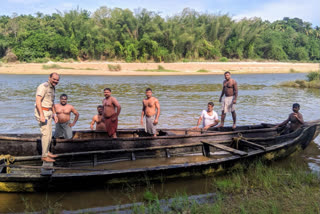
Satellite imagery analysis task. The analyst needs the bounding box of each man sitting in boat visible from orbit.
[192,102,220,130]
[54,94,79,139]
[90,105,106,131]
[141,88,160,137]
[275,103,304,133]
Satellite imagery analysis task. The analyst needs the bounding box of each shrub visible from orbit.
[108,64,121,71]
[2,49,17,63]
[158,65,165,70]
[33,58,50,63]
[197,69,210,73]
[306,71,320,82]
[219,57,228,62]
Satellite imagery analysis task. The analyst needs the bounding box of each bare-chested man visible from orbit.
[103,88,121,138]
[90,105,106,131]
[218,71,238,129]
[54,94,79,139]
[275,103,304,133]
[140,88,160,137]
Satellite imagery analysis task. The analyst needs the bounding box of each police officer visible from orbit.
[35,72,60,162]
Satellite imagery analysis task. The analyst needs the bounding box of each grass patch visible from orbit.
[219,57,228,62]
[279,71,320,89]
[108,64,121,71]
[79,67,98,70]
[197,69,210,73]
[42,64,74,70]
[136,65,180,72]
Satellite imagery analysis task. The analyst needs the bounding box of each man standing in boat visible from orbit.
[90,105,106,131]
[54,94,79,139]
[141,88,160,137]
[34,72,59,162]
[217,71,238,129]
[103,88,121,138]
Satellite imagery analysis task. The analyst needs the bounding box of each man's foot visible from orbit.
[41,157,55,162]
[216,124,224,128]
[232,124,237,130]
[48,152,58,158]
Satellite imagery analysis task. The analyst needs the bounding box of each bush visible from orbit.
[219,57,228,62]
[2,49,18,63]
[33,58,50,63]
[158,65,165,70]
[108,64,121,71]
[306,71,320,82]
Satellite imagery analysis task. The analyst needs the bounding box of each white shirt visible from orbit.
[201,110,219,127]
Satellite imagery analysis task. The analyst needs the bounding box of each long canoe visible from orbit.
[0,120,319,192]
[0,124,279,156]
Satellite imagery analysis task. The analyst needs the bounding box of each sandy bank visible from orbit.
[0,62,319,76]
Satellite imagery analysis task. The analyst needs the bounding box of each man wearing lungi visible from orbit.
[103,88,121,138]
[140,88,160,137]
[218,71,238,129]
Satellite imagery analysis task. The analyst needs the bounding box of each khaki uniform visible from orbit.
[34,81,55,157]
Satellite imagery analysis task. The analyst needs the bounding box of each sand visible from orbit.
[0,61,319,76]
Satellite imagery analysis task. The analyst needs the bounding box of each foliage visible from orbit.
[108,64,121,71]
[307,71,320,81]
[0,8,319,62]
[42,64,74,70]
[197,69,210,72]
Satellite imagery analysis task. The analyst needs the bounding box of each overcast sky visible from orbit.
[1,0,319,27]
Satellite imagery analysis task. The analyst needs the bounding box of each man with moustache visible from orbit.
[35,72,59,162]
[90,105,106,131]
[54,94,79,139]
[217,71,238,129]
[103,88,121,138]
[140,88,160,137]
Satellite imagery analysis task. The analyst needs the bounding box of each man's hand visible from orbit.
[54,115,58,123]
[40,115,46,123]
[69,123,75,127]
[233,100,237,104]
[111,116,117,121]
[90,124,94,130]
[219,97,222,102]
[153,119,158,125]
[204,125,211,130]
[140,119,144,126]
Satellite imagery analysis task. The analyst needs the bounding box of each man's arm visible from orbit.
[219,82,225,102]
[90,116,97,130]
[233,80,238,104]
[113,98,121,117]
[154,99,160,124]
[141,101,145,126]
[295,113,304,124]
[275,115,290,127]
[70,106,79,127]
[52,104,58,123]
[36,95,45,123]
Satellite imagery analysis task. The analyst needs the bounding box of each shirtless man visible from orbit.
[140,88,160,137]
[103,88,121,138]
[90,105,106,131]
[218,71,238,129]
[54,94,79,139]
[275,103,304,133]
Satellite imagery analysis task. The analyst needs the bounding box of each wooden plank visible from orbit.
[239,139,266,150]
[201,141,247,156]
[40,162,54,176]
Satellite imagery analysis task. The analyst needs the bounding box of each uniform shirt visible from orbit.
[201,110,219,127]
[35,81,55,108]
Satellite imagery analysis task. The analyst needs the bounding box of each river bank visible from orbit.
[0,62,319,76]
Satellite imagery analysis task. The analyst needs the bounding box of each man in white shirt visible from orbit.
[193,102,220,130]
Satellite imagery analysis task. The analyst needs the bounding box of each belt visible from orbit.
[42,107,52,111]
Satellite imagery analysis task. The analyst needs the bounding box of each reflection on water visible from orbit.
[0,73,320,212]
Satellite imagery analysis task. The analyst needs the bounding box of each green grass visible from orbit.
[196,69,210,73]
[108,64,121,71]
[42,64,74,70]
[279,71,320,89]
[136,65,180,72]
[79,67,98,70]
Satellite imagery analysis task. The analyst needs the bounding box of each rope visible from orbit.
[232,133,248,149]
[0,154,15,174]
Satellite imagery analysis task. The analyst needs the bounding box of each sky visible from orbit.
[0,0,319,27]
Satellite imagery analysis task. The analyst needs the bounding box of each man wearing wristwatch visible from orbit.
[34,72,60,162]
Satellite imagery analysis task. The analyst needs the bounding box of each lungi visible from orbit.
[105,114,118,137]
[222,96,236,113]
[54,121,73,139]
[145,115,157,135]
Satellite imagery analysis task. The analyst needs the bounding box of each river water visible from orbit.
[0,73,319,212]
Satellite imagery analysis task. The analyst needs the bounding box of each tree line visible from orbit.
[0,7,319,62]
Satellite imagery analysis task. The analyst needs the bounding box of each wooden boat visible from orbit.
[0,124,279,156]
[0,120,319,192]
